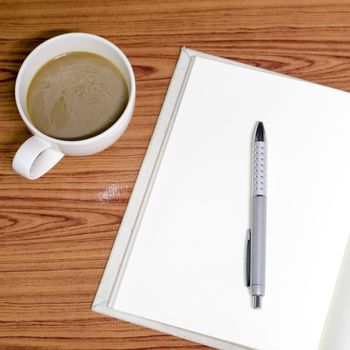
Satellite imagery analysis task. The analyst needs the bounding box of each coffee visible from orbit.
[27,52,129,140]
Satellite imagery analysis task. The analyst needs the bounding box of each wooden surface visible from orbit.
[1,0,350,349]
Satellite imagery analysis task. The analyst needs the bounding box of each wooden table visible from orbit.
[1,0,350,349]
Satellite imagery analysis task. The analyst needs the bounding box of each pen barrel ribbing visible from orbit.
[252,141,266,197]
[250,195,266,296]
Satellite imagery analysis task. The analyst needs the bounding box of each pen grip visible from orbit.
[253,141,266,197]
[250,195,266,296]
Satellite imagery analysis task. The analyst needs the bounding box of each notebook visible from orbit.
[92,48,350,350]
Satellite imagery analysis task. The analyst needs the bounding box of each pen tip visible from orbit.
[255,122,265,142]
[252,295,262,309]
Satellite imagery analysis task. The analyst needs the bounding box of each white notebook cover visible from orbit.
[92,48,350,350]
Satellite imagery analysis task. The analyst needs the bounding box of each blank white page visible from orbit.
[112,56,350,350]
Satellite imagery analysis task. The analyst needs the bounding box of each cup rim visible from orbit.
[15,32,136,145]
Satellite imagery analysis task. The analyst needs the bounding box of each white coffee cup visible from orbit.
[13,33,136,180]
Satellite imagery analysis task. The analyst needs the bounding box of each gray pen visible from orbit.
[246,121,267,309]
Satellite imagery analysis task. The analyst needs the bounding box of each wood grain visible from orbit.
[1,0,350,349]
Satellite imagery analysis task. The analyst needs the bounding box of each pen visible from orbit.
[246,121,267,309]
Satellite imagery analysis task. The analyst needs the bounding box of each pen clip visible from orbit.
[246,229,252,287]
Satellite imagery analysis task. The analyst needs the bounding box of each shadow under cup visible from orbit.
[16,33,135,148]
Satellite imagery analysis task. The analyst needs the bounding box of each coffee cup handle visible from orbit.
[12,136,64,180]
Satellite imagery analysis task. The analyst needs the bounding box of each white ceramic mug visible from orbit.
[13,33,136,180]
